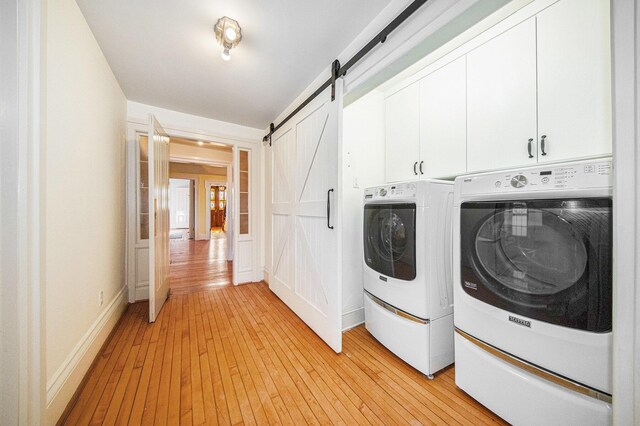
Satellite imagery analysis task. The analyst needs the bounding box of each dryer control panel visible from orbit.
[458,158,612,196]
[364,182,417,201]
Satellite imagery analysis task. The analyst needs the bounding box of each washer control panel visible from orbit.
[459,159,612,195]
[364,182,417,200]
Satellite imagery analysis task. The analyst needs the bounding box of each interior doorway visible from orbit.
[127,124,256,301]
[167,138,234,293]
[169,178,194,240]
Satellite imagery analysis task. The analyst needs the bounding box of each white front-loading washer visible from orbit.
[363,180,454,377]
[453,158,613,425]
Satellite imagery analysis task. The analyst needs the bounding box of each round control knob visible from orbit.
[379,188,387,197]
[510,175,528,188]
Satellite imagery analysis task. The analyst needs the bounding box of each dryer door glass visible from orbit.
[460,198,612,332]
[364,203,416,281]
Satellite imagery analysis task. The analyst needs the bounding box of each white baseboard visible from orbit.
[263,267,270,284]
[342,307,365,331]
[45,286,128,424]
[196,233,209,241]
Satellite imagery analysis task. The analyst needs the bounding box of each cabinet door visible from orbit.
[385,83,420,182]
[537,0,611,162]
[419,57,467,178]
[467,18,538,172]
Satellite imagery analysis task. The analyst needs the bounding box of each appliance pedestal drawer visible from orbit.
[364,292,453,377]
[454,331,612,426]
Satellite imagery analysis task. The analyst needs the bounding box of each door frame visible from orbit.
[611,0,640,423]
[126,118,262,301]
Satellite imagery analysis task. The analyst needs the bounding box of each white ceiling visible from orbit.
[76,0,391,129]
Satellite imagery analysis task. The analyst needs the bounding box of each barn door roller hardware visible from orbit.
[264,0,429,145]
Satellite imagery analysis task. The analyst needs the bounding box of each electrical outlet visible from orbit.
[353,176,359,188]
[99,290,104,307]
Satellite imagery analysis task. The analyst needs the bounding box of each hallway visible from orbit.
[170,231,232,294]
[59,282,505,425]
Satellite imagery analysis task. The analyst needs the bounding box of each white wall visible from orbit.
[44,0,128,421]
[170,142,233,164]
[341,90,386,330]
[1,0,21,423]
[128,101,264,143]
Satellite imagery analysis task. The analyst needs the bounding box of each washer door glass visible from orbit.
[364,203,416,281]
[475,209,588,295]
[460,199,612,332]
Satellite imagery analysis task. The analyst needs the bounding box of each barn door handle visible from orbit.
[327,189,334,229]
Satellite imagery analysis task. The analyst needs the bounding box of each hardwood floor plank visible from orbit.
[167,296,183,425]
[112,323,154,424]
[250,284,408,425]
[63,304,142,425]
[203,290,244,425]
[228,286,356,425]
[216,290,282,425]
[83,308,146,425]
[137,299,171,425]
[187,293,206,425]
[194,292,217,424]
[62,237,506,426]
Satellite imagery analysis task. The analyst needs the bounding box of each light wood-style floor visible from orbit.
[60,278,505,425]
[169,231,232,294]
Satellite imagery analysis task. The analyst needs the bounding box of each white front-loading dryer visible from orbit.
[453,158,613,425]
[362,180,454,377]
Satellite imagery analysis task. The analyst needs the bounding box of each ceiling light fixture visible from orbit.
[214,16,242,62]
[198,141,204,146]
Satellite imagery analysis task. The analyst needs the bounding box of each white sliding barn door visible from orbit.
[270,82,343,353]
[148,115,170,322]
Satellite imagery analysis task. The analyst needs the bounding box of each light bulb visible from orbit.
[225,27,237,42]
[221,47,231,61]
[198,141,204,146]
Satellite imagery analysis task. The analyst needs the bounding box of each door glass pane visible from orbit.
[239,150,249,234]
[139,135,149,240]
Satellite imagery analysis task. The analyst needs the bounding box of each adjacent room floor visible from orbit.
[60,280,505,424]
[169,230,232,295]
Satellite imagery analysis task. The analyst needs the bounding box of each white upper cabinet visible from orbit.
[419,57,467,178]
[466,18,538,173]
[385,82,420,182]
[382,0,612,181]
[536,0,611,162]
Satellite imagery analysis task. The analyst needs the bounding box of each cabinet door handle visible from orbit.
[527,138,534,158]
[327,189,334,229]
[419,161,424,175]
[540,135,547,156]
[413,161,418,175]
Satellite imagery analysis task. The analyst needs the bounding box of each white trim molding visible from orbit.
[45,286,128,421]
[611,0,640,423]
[342,307,365,332]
